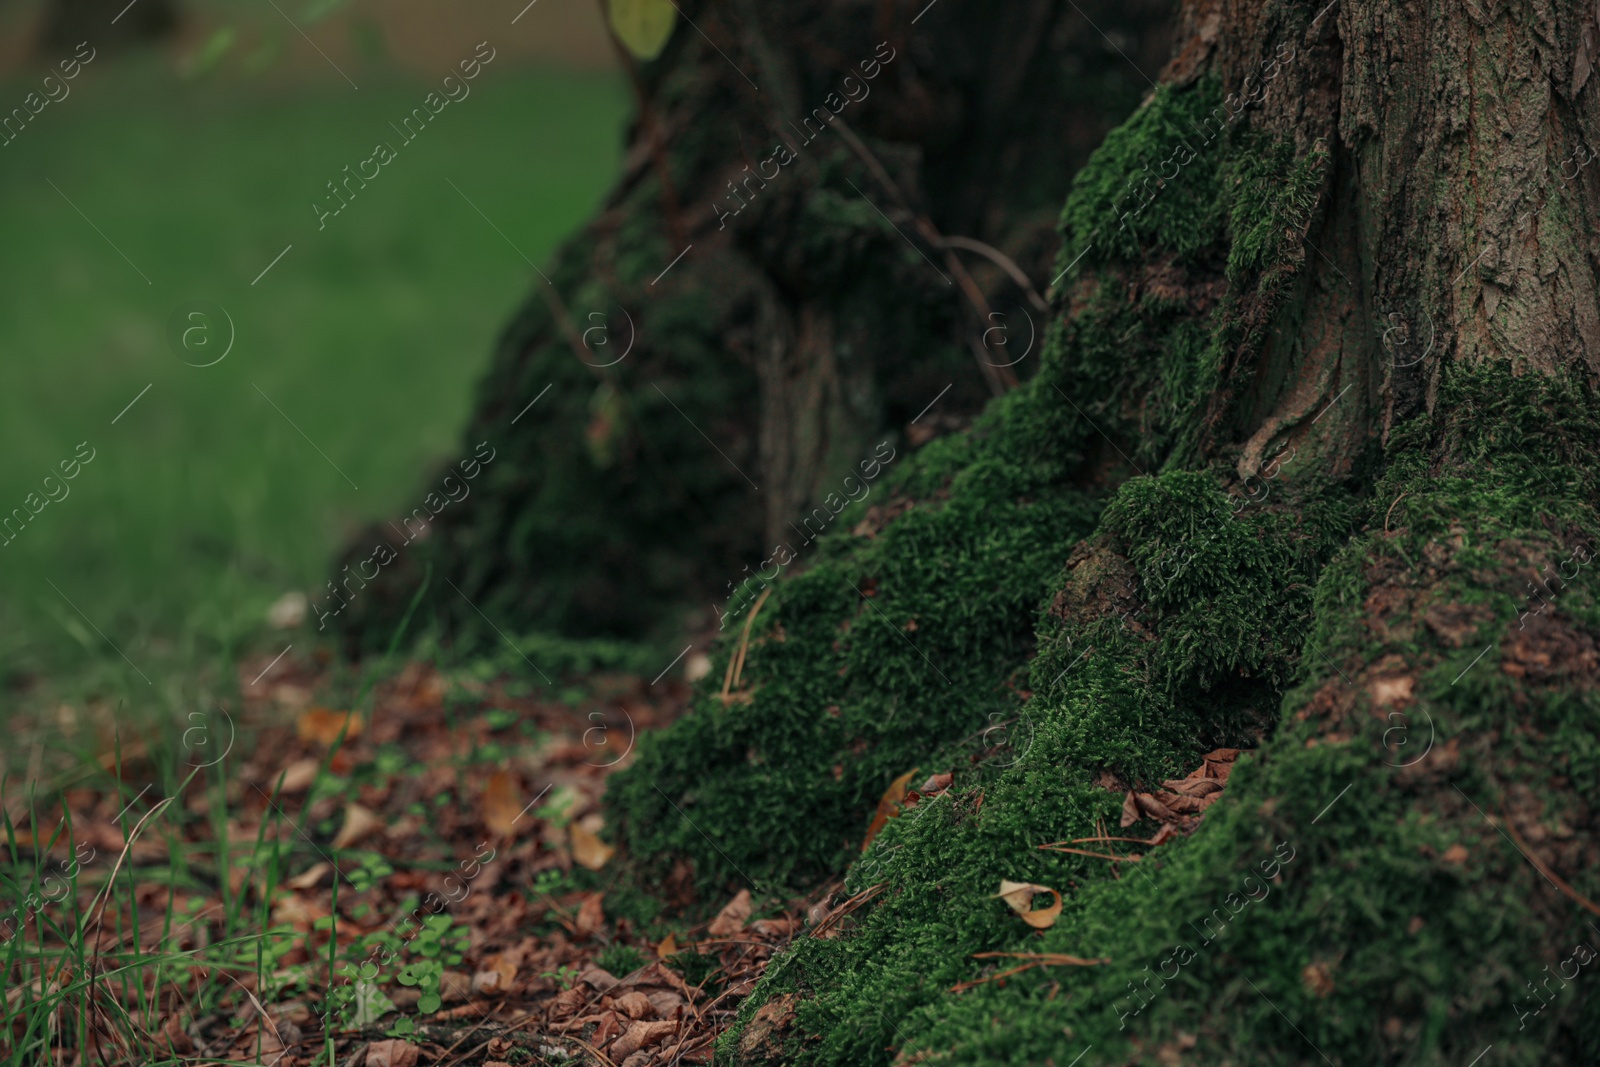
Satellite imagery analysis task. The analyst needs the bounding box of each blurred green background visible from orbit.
[0,0,629,728]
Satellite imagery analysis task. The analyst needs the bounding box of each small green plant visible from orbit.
[663,949,720,988]
[594,943,648,977]
[344,851,395,893]
[540,963,580,990]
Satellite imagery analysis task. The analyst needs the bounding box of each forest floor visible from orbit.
[3,644,826,1066]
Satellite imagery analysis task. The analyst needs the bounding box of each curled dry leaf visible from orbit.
[1120,791,1140,829]
[331,803,382,850]
[482,770,523,838]
[611,1019,678,1060]
[862,768,919,851]
[994,879,1062,929]
[708,888,753,937]
[295,707,362,747]
[570,816,616,871]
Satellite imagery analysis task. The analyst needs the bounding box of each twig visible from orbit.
[1502,808,1600,917]
[938,235,1048,311]
[829,115,1019,394]
[1037,845,1141,861]
[720,587,772,701]
[1385,492,1408,534]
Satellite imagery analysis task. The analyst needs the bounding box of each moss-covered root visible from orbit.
[721,364,1600,1067]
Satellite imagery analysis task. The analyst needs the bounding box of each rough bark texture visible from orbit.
[335,0,1175,650]
[598,0,1600,1064]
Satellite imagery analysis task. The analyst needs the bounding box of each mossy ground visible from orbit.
[607,73,1600,1066]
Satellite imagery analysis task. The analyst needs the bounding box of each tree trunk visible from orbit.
[37,0,178,53]
[601,0,1600,1063]
[336,0,1175,649]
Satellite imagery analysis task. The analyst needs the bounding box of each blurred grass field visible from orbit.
[0,54,629,730]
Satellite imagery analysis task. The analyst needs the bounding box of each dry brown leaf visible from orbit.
[611,1020,678,1060]
[656,932,679,959]
[365,1039,418,1067]
[707,888,752,937]
[994,879,1062,929]
[275,758,320,793]
[285,862,331,891]
[1135,793,1178,822]
[614,991,655,1019]
[1161,777,1224,798]
[482,770,523,838]
[1442,843,1469,864]
[472,953,519,996]
[1120,791,1140,828]
[1302,960,1335,997]
[919,771,953,793]
[296,707,363,747]
[577,892,606,937]
[331,803,382,850]
[862,768,919,851]
[570,817,616,871]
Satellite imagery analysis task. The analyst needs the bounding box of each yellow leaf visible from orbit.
[608,0,677,61]
[656,932,678,959]
[482,771,523,838]
[570,817,616,870]
[993,879,1062,929]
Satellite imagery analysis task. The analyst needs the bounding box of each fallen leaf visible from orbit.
[919,771,953,793]
[1161,777,1224,798]
[1302,960,1335,997]
[656,932,679,959]
[577,892,606,937]
[365,1039,418,1067]
[296,707,362,747]
[614,990,655,1019]
[570,817,616,871]
[610,1019,678,1060]
[482,771,523,838]
[331,803,382,850]
[994,879,1062,929]
[608,0,677,61]
[472,953,518,996]
[1120,790,1141,828]
[286,862,331,891]
[863,768,919,851]
[1135,793,1178,822]
[1442,844,1469,864]
[707,888,752,937]
[276,758,320,793]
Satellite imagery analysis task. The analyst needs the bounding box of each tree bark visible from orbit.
[336,0,1176,649]
[600,0,1600,1063]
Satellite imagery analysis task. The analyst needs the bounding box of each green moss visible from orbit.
[719,362,1600,1066]
[1054,77,1232,273]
